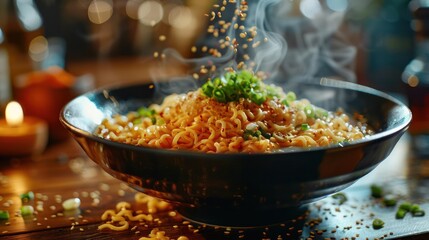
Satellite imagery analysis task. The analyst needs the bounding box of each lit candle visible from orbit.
[0,101,48,157]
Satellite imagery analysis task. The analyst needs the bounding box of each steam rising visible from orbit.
[154,0,356,88]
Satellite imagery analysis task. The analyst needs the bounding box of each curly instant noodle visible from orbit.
[95,72,373,153]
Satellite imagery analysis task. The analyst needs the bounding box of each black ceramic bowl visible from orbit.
[60,77,411,227]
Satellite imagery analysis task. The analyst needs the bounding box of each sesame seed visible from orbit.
[210,12,216,21]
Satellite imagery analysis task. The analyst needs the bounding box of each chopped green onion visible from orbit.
[136,107,157,124]
[411,204,425,217]
[281,99,289,106]
[243,129,261,140]
[383,198,397,207]
[265,85,281,98]
[155,118,165,126]
[285,91,296,102]
[370,184,383,198]
[396,209,407,219]
[133,118,142,125]
[281,91,297,106]
[0,210,9,220]
[399,202,412,211]
[137,107,156,118]
[259,128,271,139]
[301,123,310,131]
[20,191,34,202]
[250,92,266,105]
[332,192,347,205]
[304,105,315,118]
[150,117,156,124]
[395,202,425,218]
[201,70,284,105]
[314,107,329,118]
[201,81,214,97]
[412,209,425,217]
[410,204,421,213]
[213,89,227,102]
[372,218,384,229]
[20,205,34,216]
[62,198,81,211]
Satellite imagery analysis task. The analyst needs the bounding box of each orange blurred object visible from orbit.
[14,67,80,143]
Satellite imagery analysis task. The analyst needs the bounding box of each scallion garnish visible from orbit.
[332,192,347,205]
[201,70,283,105]
[0,210,9,220]
[20,191,34,203]
[399,202,412,212]
[412,209,425,217]
[304,105,315,118]
[20,205,34,216]
[370,184,383,198]
[137,107,155,118]
[62,198,81,211]
[396,208,407,219]
[314,107,329,118]
[301,123,310,131]
[383,197,397,207]
[281,91,296,106]
[243,129,262,140]
[411,204,425,217]
[259,128,271,139]
[395,202,425,218]
[137,107,157,124]
[372,218,384,229]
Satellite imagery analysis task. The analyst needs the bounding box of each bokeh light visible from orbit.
[407,75,419,87]
[326,0,348,12]
[125,0,143,20]
[15,0,43,31]
[168,6,195,29]
[137,1,164,26]
[28,35,48,62]
[299,0,323,19]
[88,0,113,24]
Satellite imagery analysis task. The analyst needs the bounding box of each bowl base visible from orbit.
[177,205,309,228]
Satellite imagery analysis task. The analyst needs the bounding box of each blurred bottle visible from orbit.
[403,0,429,177]
[0,1,12,115]
[0,28,11,114]
[367,0,414,93]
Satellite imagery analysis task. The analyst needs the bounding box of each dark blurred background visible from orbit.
[0,0,420,111]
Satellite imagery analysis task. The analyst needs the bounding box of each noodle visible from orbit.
[95,86,373,153]
[98,195,154,231]
[98,193,187,240]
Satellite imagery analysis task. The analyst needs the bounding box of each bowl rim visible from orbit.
[59,77,412,157]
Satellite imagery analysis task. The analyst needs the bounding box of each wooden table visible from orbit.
[1,134,429,240]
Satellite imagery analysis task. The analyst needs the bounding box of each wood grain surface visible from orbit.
[1,137,429,240]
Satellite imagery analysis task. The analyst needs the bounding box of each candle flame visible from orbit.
[5,101,24,126]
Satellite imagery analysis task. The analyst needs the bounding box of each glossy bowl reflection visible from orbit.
[60,77,411,227]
